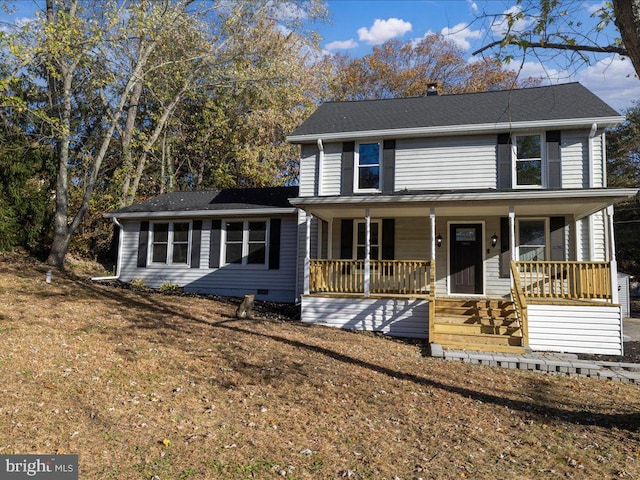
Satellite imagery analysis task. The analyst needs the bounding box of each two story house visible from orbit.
[106,82,637,356]
[287,83,637,355]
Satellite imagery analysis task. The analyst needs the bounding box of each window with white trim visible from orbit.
[223,220,268,266]
[517,219,548,261]
[151,221,190,265]
[355,142,381,192]
[513,134,544,187]
[354,220,381,260]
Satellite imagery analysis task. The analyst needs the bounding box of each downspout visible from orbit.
[92,216,123,281]
[317,138,324,196]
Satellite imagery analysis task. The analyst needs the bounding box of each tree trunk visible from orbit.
[120,78,144,207]
[613,0,640,78]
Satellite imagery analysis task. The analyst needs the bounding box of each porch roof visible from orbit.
[290,188,638,220]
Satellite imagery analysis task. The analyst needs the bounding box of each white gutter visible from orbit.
[317,138,324,196]
[286,116,625,143]
[103,207,298,219]
[91,216,123,281]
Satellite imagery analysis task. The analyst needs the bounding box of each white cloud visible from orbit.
[467,0,479,14]
[0,16,35,33]
[584,1,607,15]
[275,2,309,21]
[576,55,640,112]
[357,18,412,45]
[325,39,358,51]
[491,5,533,36]
[502,55,640,112]
[441,22,482,51]
[506,60,564,83]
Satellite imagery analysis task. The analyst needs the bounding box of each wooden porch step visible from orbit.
[438,342,526,354]
[435,298,514,307]
[434,310,517,320]
[432,332,524,348]
[433,323,521,336]
[434,315,519,326]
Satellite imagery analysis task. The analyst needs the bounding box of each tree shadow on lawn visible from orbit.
[74,276,640,433]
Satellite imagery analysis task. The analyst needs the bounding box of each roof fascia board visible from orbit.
[287,116,625,143]
[289,188,638,207]
[104,207,298,219]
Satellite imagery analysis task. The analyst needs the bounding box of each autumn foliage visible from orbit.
[323,34,539,101]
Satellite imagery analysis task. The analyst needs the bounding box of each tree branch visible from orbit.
[472,39,628,57]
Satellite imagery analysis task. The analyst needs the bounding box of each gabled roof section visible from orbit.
[288,83,622,143]
[105,186,299,218]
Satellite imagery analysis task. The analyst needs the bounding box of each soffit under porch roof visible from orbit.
[290,188,638,221]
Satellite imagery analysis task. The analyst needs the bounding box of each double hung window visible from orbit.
[517,219,547,261]
[151,222,190,265]
[355,221,380,260]
[514,134,544,187]
[224,220,268,266]
[355,142,381,192]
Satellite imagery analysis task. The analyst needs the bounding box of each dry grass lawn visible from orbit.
[0,254,639,479]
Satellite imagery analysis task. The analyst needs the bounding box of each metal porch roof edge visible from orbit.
[289,188,639,207]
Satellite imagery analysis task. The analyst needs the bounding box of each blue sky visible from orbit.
[3,0,639,112]
[314,0,640,112]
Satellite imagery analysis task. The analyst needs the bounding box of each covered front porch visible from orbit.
[294,188,634,354]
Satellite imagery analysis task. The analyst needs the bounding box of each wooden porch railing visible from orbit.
[309,259,431,295]
[510,261,528,346]
[309,259,364,293]
[370,260,430,294]
[513,261,612,301]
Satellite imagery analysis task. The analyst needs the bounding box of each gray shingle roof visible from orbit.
[289,83,619,140]
[111,186,298,214]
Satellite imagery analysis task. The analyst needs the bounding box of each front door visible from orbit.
[450,223,483,294]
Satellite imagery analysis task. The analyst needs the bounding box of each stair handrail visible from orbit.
[510,260,529,347]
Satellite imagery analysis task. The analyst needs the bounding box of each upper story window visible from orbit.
[355,142,381,192]
[223,220,268,266]
[517,219,548,261]
[354,220,381,259]
[151,221,190,265]
[514,134,544,187]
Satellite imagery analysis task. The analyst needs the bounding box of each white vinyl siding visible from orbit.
[395,135,496,191]
[299,144,317,197]
[301,296,429,338]
[575,217,591,261]
[528,304,622,355]
[591,210,607,261]
[483,217,510,296]
[560,133,587,188]
[119,217,299,303]
[394,218,430,260]
[592,133,604,187]
[321,142,343,196]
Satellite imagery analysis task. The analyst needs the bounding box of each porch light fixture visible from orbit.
[436,234,443,248]
[491,233,498,248]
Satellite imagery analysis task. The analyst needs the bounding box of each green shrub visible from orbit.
[130,278,146,289]
[159,282,182,294]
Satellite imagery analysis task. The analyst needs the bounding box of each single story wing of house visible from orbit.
[104,186,302,303]
[107,82,639,356]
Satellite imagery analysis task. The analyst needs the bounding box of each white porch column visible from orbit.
[430,208,436,262]
[364,209,371,297]
[508,207,516,262]
[304,213,311,295]
[607,205,619,304]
